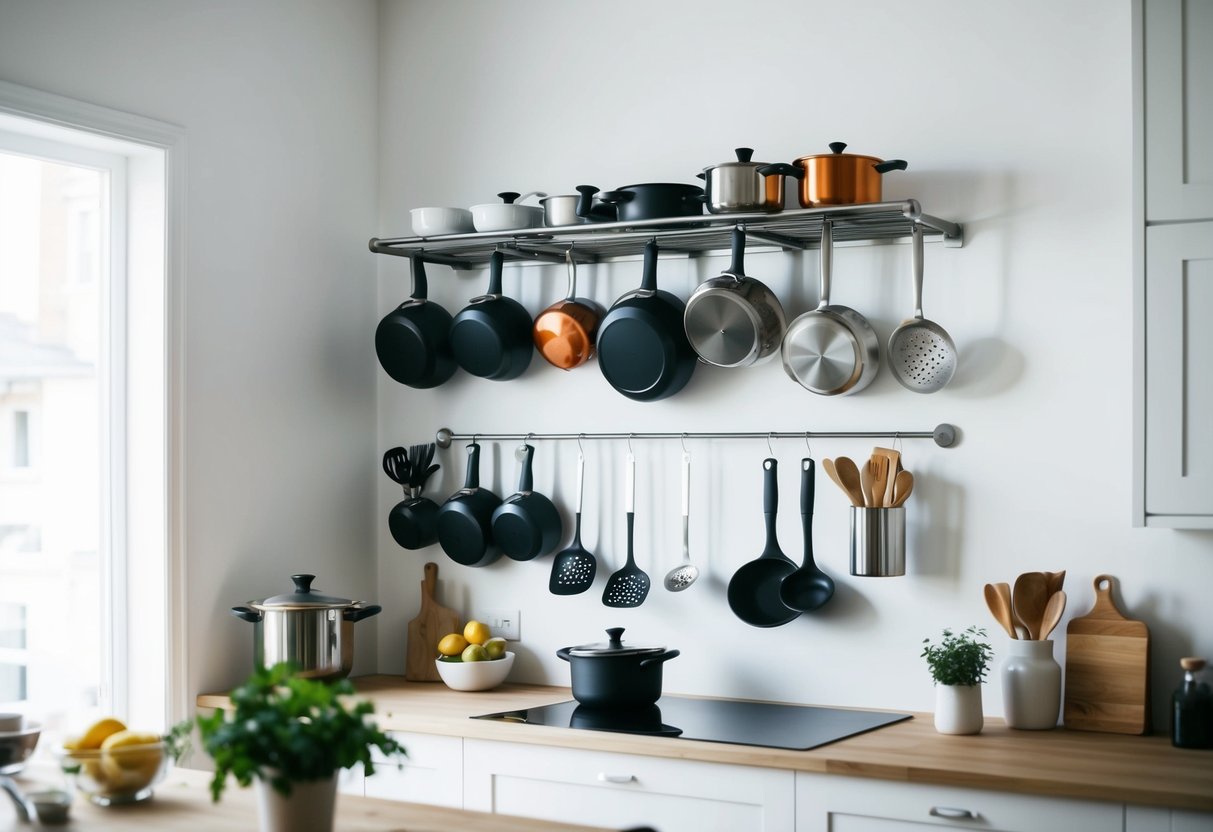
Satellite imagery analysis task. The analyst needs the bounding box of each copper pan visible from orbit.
[533,249,604,370]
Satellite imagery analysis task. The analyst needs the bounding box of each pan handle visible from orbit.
[517,443,535,493]
[639,649,681,668]
[911,222,925,319]
[463,443,481,490]
[230,606,262,623]
[344,604,382,623]
[409,254,428,301]
[727,227,746,278]
[817,220,833,309]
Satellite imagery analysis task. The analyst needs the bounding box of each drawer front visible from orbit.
[364,731,463,808]
[464,738,794,832]
[797,773,1124,832]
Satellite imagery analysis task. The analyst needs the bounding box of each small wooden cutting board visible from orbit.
[1064,574,1150,734]
[405,562,461,682]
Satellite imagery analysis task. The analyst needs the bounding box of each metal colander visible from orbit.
[888,223,957,393]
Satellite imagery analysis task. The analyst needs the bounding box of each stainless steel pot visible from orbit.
[699,148,802,214]
[230,574,382,680]
[539,194,588,227]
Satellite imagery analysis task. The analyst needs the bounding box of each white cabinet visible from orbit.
[1126,805,1213,832]
[796,773,1125,832]
[462,738,795,832]
[357,731,464,808]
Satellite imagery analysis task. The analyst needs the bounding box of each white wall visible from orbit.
[0,1,381,704]
[375,0,1213,725]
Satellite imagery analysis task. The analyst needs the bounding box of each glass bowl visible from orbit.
[0,724,41,775]
[58,740,169,805]
[434,651,514,691]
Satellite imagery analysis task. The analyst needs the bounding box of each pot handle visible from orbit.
[230,606,263,623]
[556,647,573,662]
[343,604,382,622]
[874,159,908,174]
[756,162,804,180]
[409,254,429,301]
[638,649,681,668]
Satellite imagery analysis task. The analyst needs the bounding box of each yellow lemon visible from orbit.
[437,632,469,657]
[76,717,127,750]
[101,730,163,790]
[463,620,491,646]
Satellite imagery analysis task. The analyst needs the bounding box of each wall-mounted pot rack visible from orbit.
[434,424,959,449]
[370,200,963,269]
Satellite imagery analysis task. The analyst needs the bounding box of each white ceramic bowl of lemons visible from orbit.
[435,651,514,691]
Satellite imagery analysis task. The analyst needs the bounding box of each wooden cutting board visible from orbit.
[405,562,461,682]
[1064,573,1151,734]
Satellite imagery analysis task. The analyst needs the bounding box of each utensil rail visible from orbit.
[370,200,963,269]
[434,424,959,449]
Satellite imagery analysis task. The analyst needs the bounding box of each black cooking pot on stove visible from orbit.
[575,183,704,223]
[557,627,680,709]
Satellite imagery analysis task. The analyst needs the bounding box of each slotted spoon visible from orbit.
[664,451,699,592]
[549,448,597,595]
[602,451,650,608]
[888,222,958,393]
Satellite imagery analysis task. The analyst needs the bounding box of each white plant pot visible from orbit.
[256,773,337,832]
[1001,639,1062,729]
[934,683,984,735]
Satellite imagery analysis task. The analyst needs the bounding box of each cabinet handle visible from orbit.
[929,806,978,820]
[597,773,637,784]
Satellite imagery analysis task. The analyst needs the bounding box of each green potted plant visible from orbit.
[195,663,404,832]
[922,626,993,735]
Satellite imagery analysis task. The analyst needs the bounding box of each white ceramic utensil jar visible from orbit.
[1001,639,1062,729]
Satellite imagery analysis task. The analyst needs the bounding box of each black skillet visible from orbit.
[375,255,457,388]
[596,239,697,402]
[436,443,503,567]
[450,251,533,380]
[726,458,801,627]
[491,443,563,561]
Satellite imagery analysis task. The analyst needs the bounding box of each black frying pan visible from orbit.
[491,443,563,561]
[596,239,697,401]
[726,458,801,627]
[375,255,457,388]
[436,443,503,567]
[450,251,533,380]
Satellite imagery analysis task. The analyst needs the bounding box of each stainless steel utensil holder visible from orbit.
[850,507,906,577]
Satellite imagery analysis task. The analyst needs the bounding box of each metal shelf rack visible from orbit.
[370,199,963,269]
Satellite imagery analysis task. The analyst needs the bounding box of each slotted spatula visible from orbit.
[549,448,597,595]
[602,451,650,608]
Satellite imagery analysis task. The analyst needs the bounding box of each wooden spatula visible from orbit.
[405,562,461,682]
[872,447,902,506]
[1012,571,1049,640]
[984,582,1018,639]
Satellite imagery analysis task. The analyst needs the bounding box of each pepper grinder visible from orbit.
[1172,657,1213,749]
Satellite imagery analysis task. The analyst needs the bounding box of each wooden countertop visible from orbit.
[2,766,613,831]
[198,674,1213,813]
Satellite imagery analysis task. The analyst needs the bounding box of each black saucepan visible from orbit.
[596,239,697,401]
[726,458,801,627]
[375,255,457,388]
[436,443,503,567]
[450,251,533,380]
[491,443,563,561]
[575,183,704,223]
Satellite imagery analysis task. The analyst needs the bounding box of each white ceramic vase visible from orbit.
[1001,639,1062,729]
[934,683,984,735]
[256,773,337,832]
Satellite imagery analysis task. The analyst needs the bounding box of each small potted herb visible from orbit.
[195,663,404,832]
[922,626,993,735]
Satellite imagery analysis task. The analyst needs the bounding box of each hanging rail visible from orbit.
[435,424,959,449]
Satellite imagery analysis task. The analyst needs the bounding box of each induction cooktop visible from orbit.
[472,696,912,751]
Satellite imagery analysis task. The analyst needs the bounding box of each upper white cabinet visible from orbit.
[1144,0,1213,221]
[1136,0,1213,527]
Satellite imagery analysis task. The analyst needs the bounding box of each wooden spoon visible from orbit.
[984,582,1018,639]
[1012,572,1050,640]
[1045,570,1066,596]
[870,456,890,508]
[832,457,867,509]
[890,471,914,507]
[1039,590,1067,639]
[822,458,864,507]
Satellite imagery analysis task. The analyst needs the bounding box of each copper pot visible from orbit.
[792,142,908,207]
[533,250,604,370]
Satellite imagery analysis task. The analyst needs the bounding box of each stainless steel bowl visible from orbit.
[0,724,41,775]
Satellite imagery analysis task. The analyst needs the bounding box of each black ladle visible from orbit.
[779,458,835,612]
[550,448,597,595]
[726,459,800,628]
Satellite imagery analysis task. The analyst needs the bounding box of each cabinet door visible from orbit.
[363,731,463,808]
[1145,0,1213,220]
[797,773,1123,832]
[463,738,794,832]
[1126,805,1213,831]
[1145,222,1213,521]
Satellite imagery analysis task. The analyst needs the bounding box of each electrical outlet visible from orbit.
[483,609,520,641]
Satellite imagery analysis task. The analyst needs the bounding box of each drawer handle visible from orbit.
[929,806,978,820]
[597,773,637,784]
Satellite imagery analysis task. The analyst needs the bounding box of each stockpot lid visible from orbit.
[701,147,767,172]
[565,627,666,658]
[251,574,354,611]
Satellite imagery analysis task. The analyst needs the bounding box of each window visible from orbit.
[0,84,181,735]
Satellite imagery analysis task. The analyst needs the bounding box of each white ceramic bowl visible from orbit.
[470,203,542,233]
[410,207,474,237]
[435,651,515,691]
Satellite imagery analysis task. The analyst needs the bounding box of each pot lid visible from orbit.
[565,627,667,658]
[702,147,767,171]
[253,574,353,610]
[793,141,882,163]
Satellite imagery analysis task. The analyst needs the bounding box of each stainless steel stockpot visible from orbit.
[230,574,382,680]
[699,148,802,214]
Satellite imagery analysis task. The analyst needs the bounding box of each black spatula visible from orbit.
[549,449,596,595]
[602,451,650,608]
